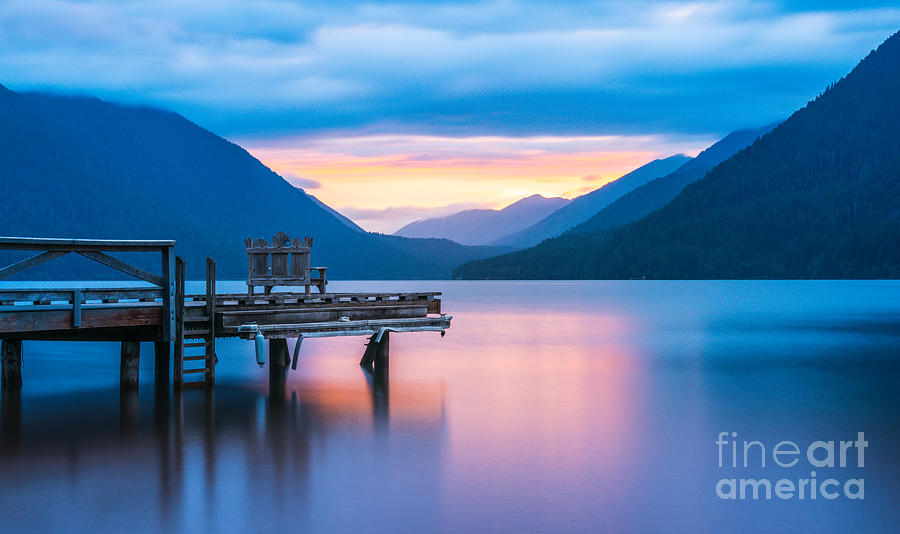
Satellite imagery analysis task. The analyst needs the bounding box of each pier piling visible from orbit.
[269,338,289,393]
[1,340,22,391]
[360,331,390,371]
[1,236,450,393]
[120,341,140,390]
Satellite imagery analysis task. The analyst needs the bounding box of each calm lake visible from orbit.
[1,280,899,533]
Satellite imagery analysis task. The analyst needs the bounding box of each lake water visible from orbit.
[1,280,899,533]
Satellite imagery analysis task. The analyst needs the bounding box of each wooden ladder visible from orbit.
[174,257,217,388]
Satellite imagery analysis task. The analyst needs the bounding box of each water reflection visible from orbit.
[0,368,445,533]
[1,281,899,533]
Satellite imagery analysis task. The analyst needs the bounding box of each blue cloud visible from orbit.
[0,0,897,140]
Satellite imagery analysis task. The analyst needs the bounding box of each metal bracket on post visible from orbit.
[291,336,303,370]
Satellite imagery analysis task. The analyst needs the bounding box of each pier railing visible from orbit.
[1,235,451,393]
[0,237,176,340]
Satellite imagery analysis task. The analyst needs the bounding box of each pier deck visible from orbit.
[0,237,451,391]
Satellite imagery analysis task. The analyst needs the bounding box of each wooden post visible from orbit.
[161,245,175,342]
[269,338,288,393]
[173,257,185,389]
[374,331,390,371]
[1,340,22,390]
[360,331,390,371]
[206,257,216,386]
[360,334,378,368]
[120,341,140,390]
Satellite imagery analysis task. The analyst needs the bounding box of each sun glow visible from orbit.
[243,133,708,232]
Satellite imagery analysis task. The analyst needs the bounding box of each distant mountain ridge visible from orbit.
[491,154,691,248]
[307,192,365,233]
[0,85,506,279]
[567,123,779,235]
[456,31,900,279]
[393,194,569,245]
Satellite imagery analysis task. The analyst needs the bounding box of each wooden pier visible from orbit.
[0,236,451,392]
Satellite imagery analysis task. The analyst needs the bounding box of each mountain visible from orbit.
[374,234,516,272]
[393,194,569,245]
[306,192,365,233]
[0,85,505,280]
[568,123,779,235]
[491,154,691,248]
[456,31,900,280]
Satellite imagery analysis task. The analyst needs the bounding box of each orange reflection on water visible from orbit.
[286,379,444,426]
[396,309,650,486]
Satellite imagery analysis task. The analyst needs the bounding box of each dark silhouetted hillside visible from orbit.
[491,155,690,248]
[0,86,502,279]
[569,123,779,234]
[456,31,900,279]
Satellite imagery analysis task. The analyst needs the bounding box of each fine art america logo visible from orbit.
[715,432,867,501]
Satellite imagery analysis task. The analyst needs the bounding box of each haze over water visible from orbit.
[1,280,898,533]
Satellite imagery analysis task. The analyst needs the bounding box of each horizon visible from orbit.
[1,5,899,533]
[2,0,898,232]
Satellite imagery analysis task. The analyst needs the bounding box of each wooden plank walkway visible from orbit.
[0,237,451,392]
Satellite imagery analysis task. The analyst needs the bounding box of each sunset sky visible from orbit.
[2,0,898,231]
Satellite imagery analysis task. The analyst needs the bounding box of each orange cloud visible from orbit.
[242,133,709,232]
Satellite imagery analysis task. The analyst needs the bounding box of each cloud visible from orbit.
[280,171,321,189]
[339,202,490,220]
[337,202,492,233]
[0,1,898,139]
[243,132,709,223]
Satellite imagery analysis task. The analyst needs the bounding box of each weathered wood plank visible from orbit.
[0,304,162,334]
[206,257,216,386]
[72,289,82,327]
[0,251,69,280]
[220,304,428,328]
[76,251,165,286]
[0,237,174,251]
[0,288,165,303]
[173,256,185,389]
[234,315,452,339]
[162,246,175,341]
[197,291,440,299]
[0,326,159,342]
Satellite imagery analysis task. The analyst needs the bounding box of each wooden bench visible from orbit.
[245,232,327,295]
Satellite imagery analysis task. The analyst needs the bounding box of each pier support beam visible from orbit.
[120,341,140,390]
[269,338,289,393]
[360,331,389,371]
[1,340,22,391]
